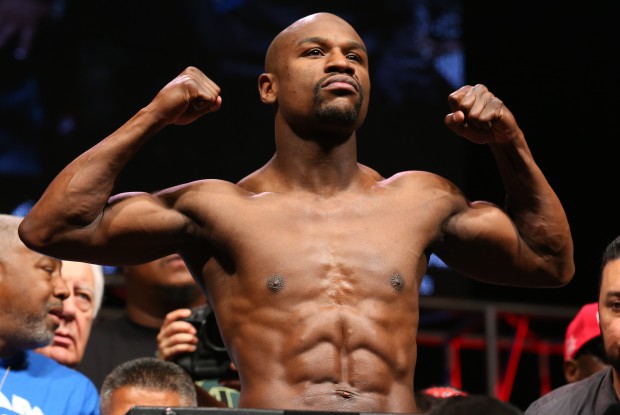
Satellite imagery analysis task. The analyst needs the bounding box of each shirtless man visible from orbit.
[18,12,574,413]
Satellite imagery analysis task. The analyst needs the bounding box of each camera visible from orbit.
[173,304,236,381]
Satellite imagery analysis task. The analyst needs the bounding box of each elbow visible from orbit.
[18,219,79,259]
[533,232,575,287]
[556,259,576,287]
[542,250,575,288]
[553,238,576,287]
[17,215,58,254]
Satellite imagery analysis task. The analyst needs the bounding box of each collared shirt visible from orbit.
[525,366,620,415]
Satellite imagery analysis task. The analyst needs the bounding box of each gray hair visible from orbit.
[89,263,105,317]
[0,214,23,261]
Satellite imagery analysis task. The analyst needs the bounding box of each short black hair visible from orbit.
[599,235,620,291]
[100,357,197,414]
[428,395,524,415]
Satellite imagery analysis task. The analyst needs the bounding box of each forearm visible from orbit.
[19,105,164,250]
[490,134,574,281]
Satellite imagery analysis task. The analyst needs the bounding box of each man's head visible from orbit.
[598,235,620,375]
[427,394,524,415]
[563,302,608,382]
[0,214,69,358]
[121,254,205,326]
[35,260,104,367]
[259,12,370,139]
[99,356,197,415]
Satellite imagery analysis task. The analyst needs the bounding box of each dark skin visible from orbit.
[564,352,609,383]
[18,13,574,413]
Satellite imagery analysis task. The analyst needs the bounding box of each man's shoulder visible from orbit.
[27,351,94,383]
[525,368,609,414]
[383,169,458,191]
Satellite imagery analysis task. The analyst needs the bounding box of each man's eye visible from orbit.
[75,291,94,312]
[305,48,323,56]
[77,291,93,302]
[346,54,361,62]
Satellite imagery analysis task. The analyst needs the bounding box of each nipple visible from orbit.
[267,275,285,293]
[391,273,405,291]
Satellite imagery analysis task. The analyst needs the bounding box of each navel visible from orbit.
[267,274,285,293]
[336,390,354,400]
[390,273,405,292]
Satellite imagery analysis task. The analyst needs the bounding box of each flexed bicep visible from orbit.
[86,191,196,265]
[20,188,196,266]
[435,201,563,288]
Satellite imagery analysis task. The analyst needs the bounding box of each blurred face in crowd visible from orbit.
[0,242,68,357]
[36,261,99,367]
[124,254,195,287]
[123,254,205,307]
[563,338,609,383]
[599,257,620,373]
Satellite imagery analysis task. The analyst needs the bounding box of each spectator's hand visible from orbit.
[0,0,51,60]
[157,308,199,361]
[148,66,222,127]
[444,84,521,145]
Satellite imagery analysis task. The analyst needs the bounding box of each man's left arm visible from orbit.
[438,84,574,287]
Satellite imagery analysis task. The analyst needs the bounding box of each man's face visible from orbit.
[599,257,620,371]
[564,352,609,383]
[0,244,67,353]
[36,261,97,367]
[103,386,184,415]
[270,14,371,135]
[124,254,195,287]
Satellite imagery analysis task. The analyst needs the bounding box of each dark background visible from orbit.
[1,0,617,410]
[2,1,615,307]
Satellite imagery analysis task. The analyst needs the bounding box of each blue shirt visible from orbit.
[0,350,100,415]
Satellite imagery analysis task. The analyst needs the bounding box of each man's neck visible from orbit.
[268,139,362,192]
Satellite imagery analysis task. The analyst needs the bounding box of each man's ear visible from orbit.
[258,73,277,104]
[563,359,578,383]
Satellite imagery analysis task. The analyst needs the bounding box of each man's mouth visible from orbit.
[321,75,359,93]
[48,304,64,324]
[51,332,74,348]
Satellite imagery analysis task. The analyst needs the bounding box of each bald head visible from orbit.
[264,12,364,73]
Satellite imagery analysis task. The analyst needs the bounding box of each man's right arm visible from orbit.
[18,66,222,265]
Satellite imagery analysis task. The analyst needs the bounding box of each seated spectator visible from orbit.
[35,260,105,367]
[0,214,99,414]
[99,357,197,415]
[563,302,609,383]
[525,236,620,414]
[428,394,524,414]
[78,254,206,389]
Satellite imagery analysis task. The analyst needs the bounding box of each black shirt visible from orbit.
[77,314,159,390]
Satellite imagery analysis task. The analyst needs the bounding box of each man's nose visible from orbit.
[52,273,70,301]
[60,293,78,319]
[325,51,354,74]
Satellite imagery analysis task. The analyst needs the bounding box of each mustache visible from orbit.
[316,73,362,93]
